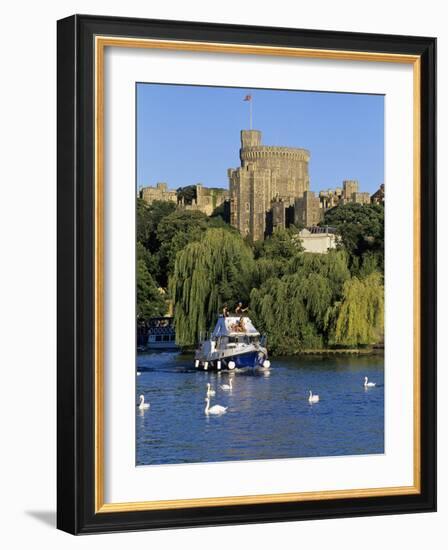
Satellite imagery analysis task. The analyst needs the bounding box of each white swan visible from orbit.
[206,383,216,397]
[308,390,319,404]
[364,376,376,388]
[204,397,227,415]
[138,394,150,410]
[220,378,233,391]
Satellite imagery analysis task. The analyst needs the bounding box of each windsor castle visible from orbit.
[139,129,383,243]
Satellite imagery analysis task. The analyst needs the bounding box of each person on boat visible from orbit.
[234,317,246,332]
[222,304,229,318]
[235,302,248,316]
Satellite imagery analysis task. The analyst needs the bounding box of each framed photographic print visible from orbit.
[57,14,436,534]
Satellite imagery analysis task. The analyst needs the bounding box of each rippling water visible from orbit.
[136,352,384,466]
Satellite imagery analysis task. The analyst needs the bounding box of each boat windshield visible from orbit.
[228,335,259,344]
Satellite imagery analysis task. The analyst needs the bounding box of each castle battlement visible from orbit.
[241,146,310,162]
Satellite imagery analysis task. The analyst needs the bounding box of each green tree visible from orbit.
[252,257,288,286]
[322,202,384,272]
[331,271,384,346]
[252,228,303,284]
[156,209,209,243]
[254,227,302,260]
[136,198,176,252]
[137,241,160,280]
[358,251,380,278]
[250,275,324,354]
[287,250,351,296]
[170,228,255,346]
[136,259,166,320]
[156,210,211,285]
[176,185,197,204]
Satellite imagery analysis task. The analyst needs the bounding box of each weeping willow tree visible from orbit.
[287,249,351,294]
[331,271,384,346]
[250,250,352,354]
[250,273,332,354]
[252,257,290,287]
[170,228,254,346]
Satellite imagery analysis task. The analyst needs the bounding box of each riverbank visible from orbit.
[292,347,383,356]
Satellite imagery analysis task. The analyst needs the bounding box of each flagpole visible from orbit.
[244,94,253,129]
[250,98,252,129]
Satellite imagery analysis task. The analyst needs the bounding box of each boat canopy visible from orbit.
[211,316,260,338]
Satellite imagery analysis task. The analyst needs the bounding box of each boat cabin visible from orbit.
[147,316,178,350]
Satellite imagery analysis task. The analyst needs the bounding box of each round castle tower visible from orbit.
[228,130,311,241]
[239,130,310,199]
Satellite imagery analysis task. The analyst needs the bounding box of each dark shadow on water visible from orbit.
[26,510,56,528]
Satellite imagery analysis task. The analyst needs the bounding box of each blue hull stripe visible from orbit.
[227,351,265,368]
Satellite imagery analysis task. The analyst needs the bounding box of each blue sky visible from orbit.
[136,83,384,194]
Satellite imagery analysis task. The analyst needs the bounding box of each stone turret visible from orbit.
[241,129,262,149]
[343,179,359,200]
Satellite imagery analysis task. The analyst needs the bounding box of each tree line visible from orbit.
[137,198,384,353]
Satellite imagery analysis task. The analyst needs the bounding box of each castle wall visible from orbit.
[140,182,228,216]
[351,192,371,205]
[140,182,177,204]
[271,201,286,232]
[294,191,322,228]
[250,168,272,241]
[319,182,372,210]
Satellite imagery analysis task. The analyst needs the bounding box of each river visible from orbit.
[136,352,384,466]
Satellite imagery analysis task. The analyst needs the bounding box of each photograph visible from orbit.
[135,83,385,466]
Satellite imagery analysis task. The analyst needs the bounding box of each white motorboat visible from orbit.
[194,315,270,371]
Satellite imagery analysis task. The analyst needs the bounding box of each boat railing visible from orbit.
[148,325,175,335]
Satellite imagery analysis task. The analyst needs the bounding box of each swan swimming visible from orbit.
[204,397,227,415]
[206,383,216,397]
[308,390,319,404]
[220,378,233,391]
[364,376,376,388]
[138,394,150,410]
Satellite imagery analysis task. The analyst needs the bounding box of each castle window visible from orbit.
[245,202,250,212]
